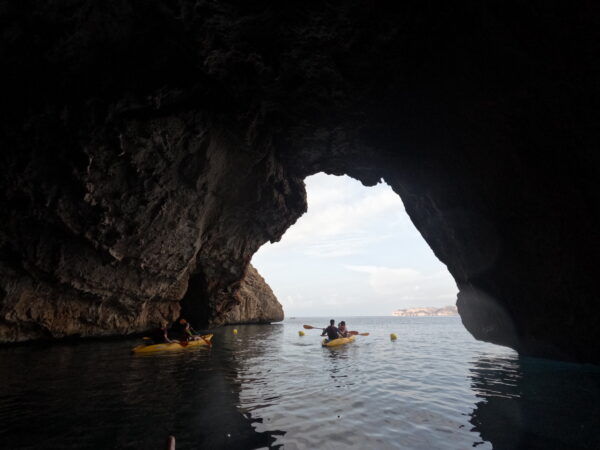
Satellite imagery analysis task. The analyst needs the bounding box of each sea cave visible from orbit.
[1,1,599,367]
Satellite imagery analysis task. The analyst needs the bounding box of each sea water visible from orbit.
[0,316,599,449]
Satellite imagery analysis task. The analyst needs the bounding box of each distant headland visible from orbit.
[392,306,458,317]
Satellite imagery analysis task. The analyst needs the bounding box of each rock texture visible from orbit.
[218,264,283,325]
[0,1,599,362]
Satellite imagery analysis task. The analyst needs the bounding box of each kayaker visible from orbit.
[321,319,342,342]
[151,322,177,344]
[338,321,349,337]
[172,318,201,342]
[181,321,201,342]
[170,318,187,340]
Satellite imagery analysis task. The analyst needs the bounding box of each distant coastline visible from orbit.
[392,305,458,317]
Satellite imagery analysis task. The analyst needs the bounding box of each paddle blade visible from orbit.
[303,325,318,329]
[348,331,369,336]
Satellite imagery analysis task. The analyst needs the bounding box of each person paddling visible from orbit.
[151,322,177,344]
[171,317,204,343]
[170,318,187,340]
[182,321,202,342]
[321,319,342,342]
[338,321,349,337]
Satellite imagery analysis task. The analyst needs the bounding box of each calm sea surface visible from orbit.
[1,316,599,449]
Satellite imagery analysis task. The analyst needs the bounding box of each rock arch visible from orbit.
[0,1,598,362]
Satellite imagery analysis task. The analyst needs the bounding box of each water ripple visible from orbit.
[1,318,599,449]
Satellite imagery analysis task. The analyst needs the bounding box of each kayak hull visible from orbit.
[322,335,355,347]
[132,334,213,354]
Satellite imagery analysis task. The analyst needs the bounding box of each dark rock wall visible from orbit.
[0,100,302,340]
[1,1,599,362]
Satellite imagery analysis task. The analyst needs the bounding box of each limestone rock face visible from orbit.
[218,264,283,326]
[0,1,599,362]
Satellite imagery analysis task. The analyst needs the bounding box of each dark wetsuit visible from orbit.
[151,327,169,343]
[321,325,341,341]
[170,321,186,340]
[179,326,192,342]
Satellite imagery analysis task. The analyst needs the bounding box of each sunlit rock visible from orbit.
[218,264,284,326]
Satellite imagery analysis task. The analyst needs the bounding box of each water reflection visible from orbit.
[4,319,599,449]
[322,347,356,389]
[220,323,286,445]
[0,334,284,449]
[469,354,600,450]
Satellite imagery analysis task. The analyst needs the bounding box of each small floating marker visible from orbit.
[299,330,305,336]
[390,333,397,341]
[232,328,238,335]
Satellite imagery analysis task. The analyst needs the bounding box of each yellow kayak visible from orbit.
[132,334,213,354]
[322,335,355,347]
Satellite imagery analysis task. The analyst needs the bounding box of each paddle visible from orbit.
[349,331,370,336]
[185,323,212,347]
[142,336,185,346]
[304,325,369,336]
[304,325,369,335]
[196,334,212,347]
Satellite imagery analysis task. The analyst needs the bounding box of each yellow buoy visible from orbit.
[390,333,397,340]
[299,330,305,336]
[233,328,238,335]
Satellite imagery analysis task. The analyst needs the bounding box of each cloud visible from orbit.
[252,173,458,314]
[346,265,457,302]
[301,232,397,258]
[263,173,411,257]
[281,291,361,313]
[285,293,309,307]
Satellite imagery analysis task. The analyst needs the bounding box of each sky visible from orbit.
[251,173,457,317]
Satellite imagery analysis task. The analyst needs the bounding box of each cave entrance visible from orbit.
[251,173,457,318]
